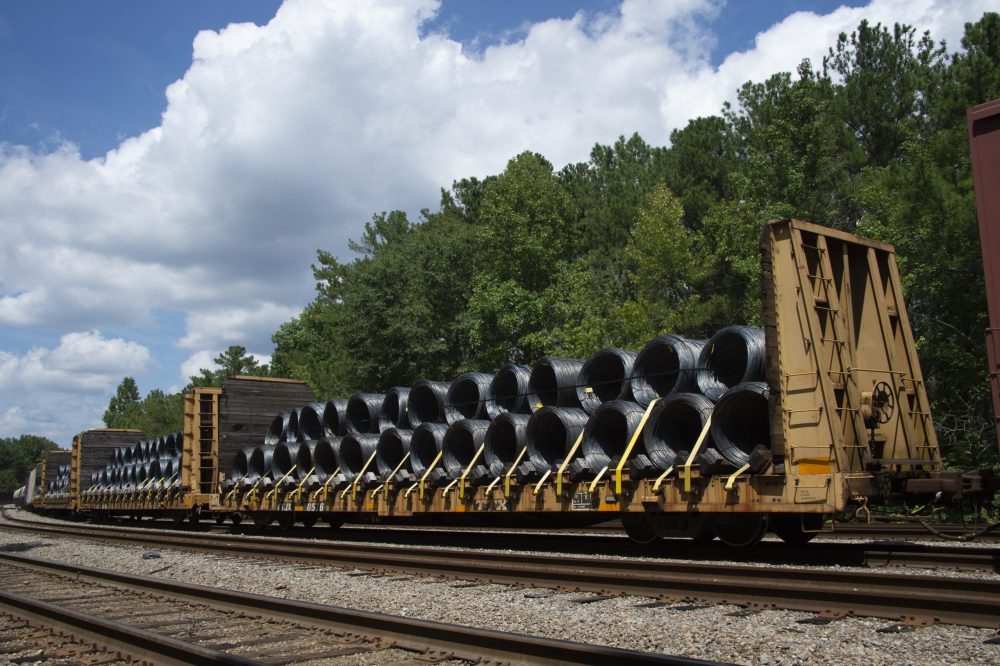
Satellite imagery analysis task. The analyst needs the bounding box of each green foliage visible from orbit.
[187,345,270,389]
[102,378,184,438]
[0,435,59,496]
[103,377,140,428]
[268,12,1000,472]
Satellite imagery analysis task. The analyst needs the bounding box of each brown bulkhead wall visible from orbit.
[218,376,316,469]
[41,449,71,492]
[76,429,144,492]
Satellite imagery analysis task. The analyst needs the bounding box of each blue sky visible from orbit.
[0,0,989,444]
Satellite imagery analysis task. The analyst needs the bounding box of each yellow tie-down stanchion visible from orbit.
[502,447,528,498]
[553,432,585,497]
[724,463,752,491]
[382,453,411,501]
[244,476,266,509]
[292,467,315,504]
[341,452,378,502]
[443,444,486,500]
[414,451,443,501]
[613,398,660,495]
[263,465,298,505]
[308,467,339,510]
[682,415,713,493]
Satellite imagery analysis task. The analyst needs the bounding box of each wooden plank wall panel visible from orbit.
[78,429,143,491]
[219,377,315,468]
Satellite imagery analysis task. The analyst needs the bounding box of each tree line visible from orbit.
[268,15,1000,471]
[91,15,998,472]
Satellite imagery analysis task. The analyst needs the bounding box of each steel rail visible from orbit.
[3,514,999,628]
[6,509,997,573]
[0,586,261,665]
[0,551,718,666]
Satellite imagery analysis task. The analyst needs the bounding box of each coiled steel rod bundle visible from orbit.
[347,393,385,434]
[224,446,255,491]
[485,363,532,418]
[576,348,639,414]
[696,325,766,401]
[711,381,771,467]
[528,357,585,411]
[442,419,491,483]
[526,407,590,472]
[375,427,415,484]
[295,403,326,441]
[335,433,380,487]
[248,445,275,491]
[580,400,647,473]
[379,387,411,431]
[273,442,305,490]
[445,372,494,423]
[409,422,449,486]
[310,437,340,490]
[266,411,294,445]
[484,412,530,477]
[643,393,715,472]
[323,399,350,437]
[407,380,451,428]
[631,335,705,406]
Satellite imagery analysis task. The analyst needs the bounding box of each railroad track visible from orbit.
[4,512,999,629]
[0,549,710,665]
[14,509,996,574]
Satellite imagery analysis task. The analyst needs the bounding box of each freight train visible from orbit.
[17,219,989,546]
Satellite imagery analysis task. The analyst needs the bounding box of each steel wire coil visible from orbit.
[696,325,766,401]
[147,458,161,482]
[226,446,255,486]
[166,433,182,458]
[379,387,411,430]
[526,406,590,472]
[631,335,705,406]
[248,445,275,483]
[711,381,771,467]
[407,380,451,428]
[335,433,379,481]
[123,446,132,464]
[528,357,585,411]
[409,422,449,484]
[643,393,715,471]
[131,442,143,464]
[266,411,293,446]
[273,441,304,484]
[114,447,125,466]
[376,427,414,481]
[485,364,532,419]
[577,348,639,414]
[442,419,491,481]
[347,393,385,434]
[581,400,646,470]
[296,439,315,475]
[323,399,349,437]
[484,412,530,477]
[312,437,340,481]
[296,403,326,441]
[445,372,494,423]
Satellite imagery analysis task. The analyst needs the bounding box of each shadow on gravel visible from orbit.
[0,542,50,553]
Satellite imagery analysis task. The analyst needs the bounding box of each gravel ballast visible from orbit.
[1,514,998,665]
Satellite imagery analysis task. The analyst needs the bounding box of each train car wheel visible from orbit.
[253,512,274,528]
[771,514,823,545]
[325,517,344,529]
[215,513,226,525]
[622,514,660,544]
[277,512,295,530]
[230,513,243,526]
[300,514,319,529]
[714,515,768,547]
